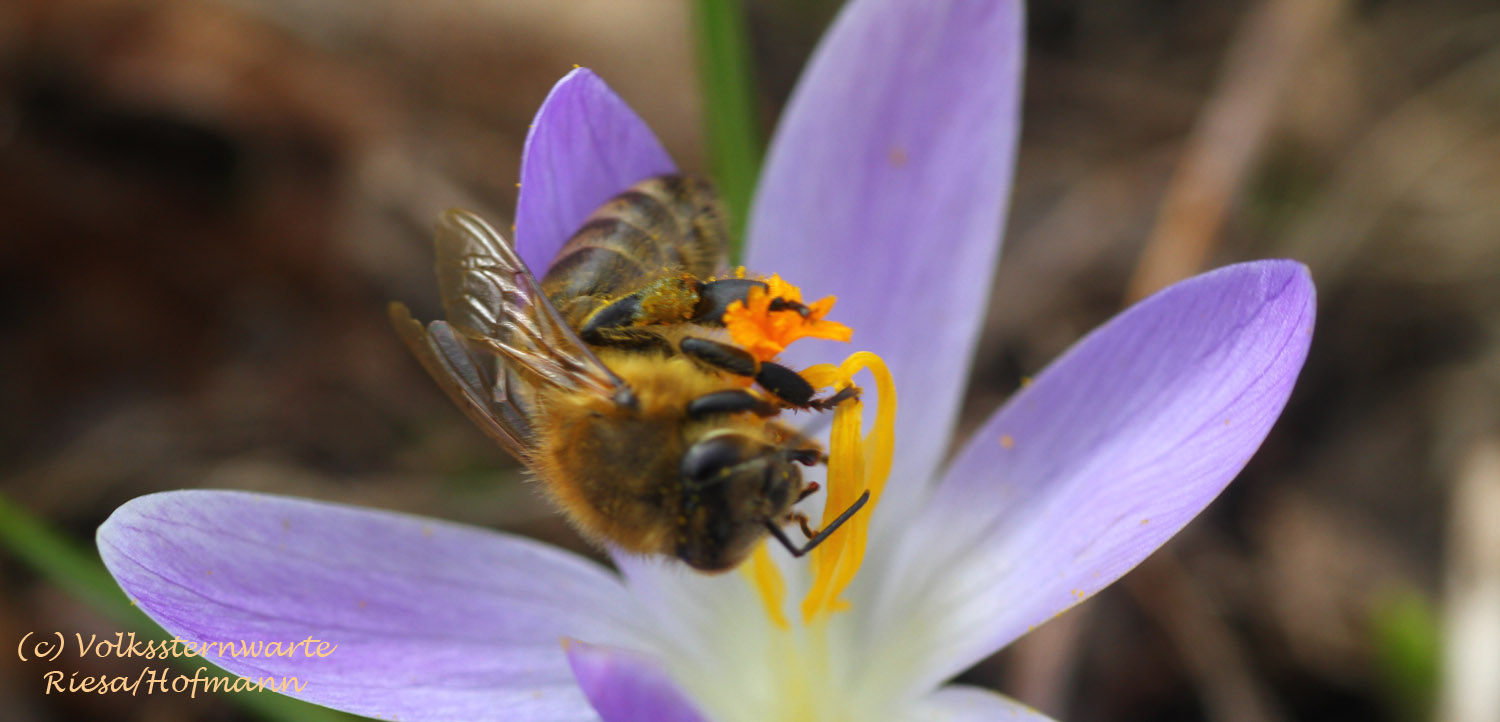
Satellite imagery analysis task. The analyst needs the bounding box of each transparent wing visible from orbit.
[434,208,629,401]
[389,302,534,459]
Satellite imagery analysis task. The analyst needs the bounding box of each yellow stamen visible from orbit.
[801,351,896,623]
[723,275,853,362]
[740,351,897,628]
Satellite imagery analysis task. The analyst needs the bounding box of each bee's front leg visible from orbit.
[787,510,817,540]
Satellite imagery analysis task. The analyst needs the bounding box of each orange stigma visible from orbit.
[724,275,852,362]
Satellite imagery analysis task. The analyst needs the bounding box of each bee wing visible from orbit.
[389,302,535,458]
[433,208,631,402]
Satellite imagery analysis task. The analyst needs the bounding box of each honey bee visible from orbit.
[390,175,867,572]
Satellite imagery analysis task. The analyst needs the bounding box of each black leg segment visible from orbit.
[692,278,768,326]
[584,327,675,354]
[764,489,872,558]
[755,361,816,407]
[680,336,760,377]
[767,296,812,318]
[808,385,861,411]
[579,293,643,337]
[687,389,779,419]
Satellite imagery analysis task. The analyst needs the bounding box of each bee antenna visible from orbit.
[764,489,872,558]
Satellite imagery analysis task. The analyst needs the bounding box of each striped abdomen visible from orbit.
[540,175,727,328]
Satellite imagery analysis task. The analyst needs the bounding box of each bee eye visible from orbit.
[681,435,748,487]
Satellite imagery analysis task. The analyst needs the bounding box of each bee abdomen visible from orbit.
[543,242,656,302]
[540,176,726,317]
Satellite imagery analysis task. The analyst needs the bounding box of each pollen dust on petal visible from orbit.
[723,274,852,362]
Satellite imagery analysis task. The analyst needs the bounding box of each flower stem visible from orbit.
[691,0,763,262]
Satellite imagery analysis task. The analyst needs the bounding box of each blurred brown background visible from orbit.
[2,0,1498,720]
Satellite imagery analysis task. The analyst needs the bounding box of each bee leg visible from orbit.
[784,449,823,467]
[580,276,703,337]
[680,337,857,411]
[796,481,821,502]
[759,362,859,412]
[584,277,812,335]
[788,511,817,539]
[686,389,779,419]
[691,279,814,324]
[680,336,761,376]
[584,327,675,354]
[807,385,861,411]
[767,297,812,318]
[690,278,767,326]
[764,490,872,557]
[753,361,817,407]
[578,293,644,336]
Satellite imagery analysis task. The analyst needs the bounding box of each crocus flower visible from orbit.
[96,1,1314,720]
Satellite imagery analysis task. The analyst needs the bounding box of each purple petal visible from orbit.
[867,260,1314,690]
[565,640,708,722]
[746,0,1025,521]
[98,490,640,722]
[911,685,1060,721]
[515,67,677,272]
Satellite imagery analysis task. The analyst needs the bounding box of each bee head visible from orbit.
[675,431,810,573]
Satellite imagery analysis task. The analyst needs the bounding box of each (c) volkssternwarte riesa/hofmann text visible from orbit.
[18,631,334,697]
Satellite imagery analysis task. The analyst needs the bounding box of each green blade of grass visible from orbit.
[692,0,763,263]
[1370,587,1441,722]
[0,493,355,721]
